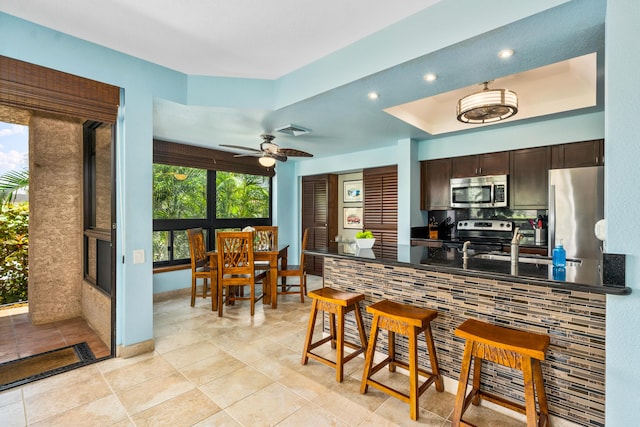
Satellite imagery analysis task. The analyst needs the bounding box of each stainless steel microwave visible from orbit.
[450,174,508,208]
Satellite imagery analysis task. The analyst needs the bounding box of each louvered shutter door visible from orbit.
[363,166,398,259]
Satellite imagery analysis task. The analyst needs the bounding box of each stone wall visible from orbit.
[28,113,83,324]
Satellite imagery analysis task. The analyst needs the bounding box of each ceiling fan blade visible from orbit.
[233,153,260,158]
[219,144,262,154]
[279,148,314,157]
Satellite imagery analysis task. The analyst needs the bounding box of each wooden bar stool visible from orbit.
[360,300,444,421]
[452,319,551,427]
[302,287,368,382]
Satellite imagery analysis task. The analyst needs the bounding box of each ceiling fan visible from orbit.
[220,134,313,167]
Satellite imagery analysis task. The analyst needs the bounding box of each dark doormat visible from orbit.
[0,342,95,391]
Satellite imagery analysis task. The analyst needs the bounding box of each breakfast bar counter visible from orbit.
[305,243,626,427]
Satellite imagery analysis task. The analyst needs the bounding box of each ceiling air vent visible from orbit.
[275,124,311,136]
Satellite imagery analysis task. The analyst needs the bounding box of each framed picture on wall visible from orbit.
[343,180,363,202]
[344,207,363,229]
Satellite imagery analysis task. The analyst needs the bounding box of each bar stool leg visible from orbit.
[452,341,474,426]
[360,313,380,394]
[423,324,444,392]
[302,299,319,365]
[388,330,396,373]
[336,305,345,382]
[471,353,482,406]
[522,357,538,426]
[408,327,419,420]
[354,304,368,349]
[533,359,550,426]
[329,313,337,349]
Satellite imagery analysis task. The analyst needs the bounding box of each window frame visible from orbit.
[152,140,274,267]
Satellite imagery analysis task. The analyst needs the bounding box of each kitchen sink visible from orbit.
[472,252,582,266]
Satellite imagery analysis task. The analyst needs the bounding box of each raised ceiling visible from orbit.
[0,0,606,160]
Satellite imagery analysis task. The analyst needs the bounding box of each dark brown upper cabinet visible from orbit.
[509,146,551,209]
[451,151,510,178]
[551,139,604,169]
[421,158,451,211]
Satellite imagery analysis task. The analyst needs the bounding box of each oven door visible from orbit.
[451,184,493,207]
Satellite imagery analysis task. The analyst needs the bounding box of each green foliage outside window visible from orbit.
[0,203,29,304]
[216,171,269,218]
[153,165,207,219]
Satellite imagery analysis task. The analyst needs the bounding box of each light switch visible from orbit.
[133,249,145,264]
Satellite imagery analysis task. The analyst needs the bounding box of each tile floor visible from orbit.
[0,306,111,364]
[0,276,524,426]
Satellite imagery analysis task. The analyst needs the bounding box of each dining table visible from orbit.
[208,243,289,309]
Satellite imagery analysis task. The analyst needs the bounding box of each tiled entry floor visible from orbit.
[0,276,523,426]
[0,305,111,364]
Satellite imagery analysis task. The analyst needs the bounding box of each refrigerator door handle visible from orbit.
[548,184,556,257]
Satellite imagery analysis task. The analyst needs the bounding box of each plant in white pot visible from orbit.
[355,230,375,249]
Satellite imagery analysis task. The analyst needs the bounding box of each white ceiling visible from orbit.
[0,0,441,79]
[0,0,606,161]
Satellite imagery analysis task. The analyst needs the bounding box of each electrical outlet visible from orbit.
[133,249,145,264]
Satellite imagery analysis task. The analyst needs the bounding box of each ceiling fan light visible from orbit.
[456,83,518,124]
[258,155,276,167]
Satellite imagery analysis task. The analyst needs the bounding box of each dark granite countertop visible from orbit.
[306,243,631,296]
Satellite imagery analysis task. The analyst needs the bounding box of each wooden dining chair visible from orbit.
[187,228,217,310]
[216,231,269,316]
[253,225,277,250]
[277,228,309,303]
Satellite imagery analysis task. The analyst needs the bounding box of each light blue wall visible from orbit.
[603,1,640,424]
[0,12,187,347]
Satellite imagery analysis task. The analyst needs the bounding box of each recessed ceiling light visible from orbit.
[498,49,514,59]
[423,73,437,82]
[368,92,379,100]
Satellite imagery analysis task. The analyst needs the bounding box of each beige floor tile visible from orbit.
[373,396,448,426]
[115,371,195,415]
[276,367,332,401]
[224,382,307,427]
[0,387,23,406]
[30,394,128,427]
[313,387,384,426]
[95,350,158,374]
[277,402,352,427]
[418,388,456,420]
[24,369,112,424]
[0,400,26,427]
[193,410,242,427]
[103,353,177,391]
[178,351,246,385]
[451,402,525,426]
[162,340,220,369]
[199,365,274,408]
[131,388,220,427]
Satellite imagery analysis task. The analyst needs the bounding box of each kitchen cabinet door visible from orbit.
[510,146,550,209]
[421,158,451,210]
[302,174,338,276]
[451,151,509,177]
[551,139,604,169]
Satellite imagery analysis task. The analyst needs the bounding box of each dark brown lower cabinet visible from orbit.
[302,174,338,276]
[363,165,398,259]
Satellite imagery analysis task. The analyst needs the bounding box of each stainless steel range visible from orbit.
[456,219,514,247]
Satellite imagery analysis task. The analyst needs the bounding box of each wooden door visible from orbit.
[364,165,398,259]
[302,174,338,276]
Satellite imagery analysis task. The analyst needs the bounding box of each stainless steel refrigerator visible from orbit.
[548,166,604,260]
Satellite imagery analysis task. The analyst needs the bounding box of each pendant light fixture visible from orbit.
[456,81,518,124]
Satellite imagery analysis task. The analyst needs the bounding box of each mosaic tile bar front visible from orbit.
[323,256,606,427]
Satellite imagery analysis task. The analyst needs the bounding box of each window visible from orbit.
[152,141,273,266]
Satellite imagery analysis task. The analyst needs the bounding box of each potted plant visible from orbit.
[355,230,375,249]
